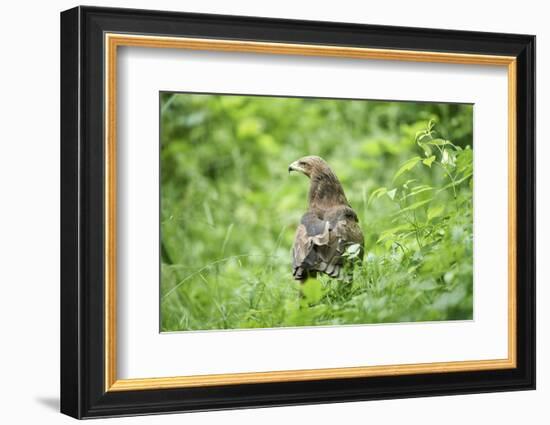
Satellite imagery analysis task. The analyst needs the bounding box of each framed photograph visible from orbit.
[60,6,535,419]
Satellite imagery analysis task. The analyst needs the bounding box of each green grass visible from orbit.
[160,93,473,332]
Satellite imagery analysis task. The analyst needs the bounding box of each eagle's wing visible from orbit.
[292,206,364,280]
[292,212,329,280]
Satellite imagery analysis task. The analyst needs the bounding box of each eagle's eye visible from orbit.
[298,161,306,166]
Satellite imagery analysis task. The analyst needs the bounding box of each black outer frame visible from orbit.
[60,5,536,419]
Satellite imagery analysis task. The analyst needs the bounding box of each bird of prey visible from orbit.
[288,155,364,282]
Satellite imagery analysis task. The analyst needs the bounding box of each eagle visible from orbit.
[288,155,364,282]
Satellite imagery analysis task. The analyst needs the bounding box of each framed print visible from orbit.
[60,6,536,419]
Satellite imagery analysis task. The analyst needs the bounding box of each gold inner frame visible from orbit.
[104,33,517,392]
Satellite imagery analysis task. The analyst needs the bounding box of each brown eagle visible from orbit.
[288,156,364,282]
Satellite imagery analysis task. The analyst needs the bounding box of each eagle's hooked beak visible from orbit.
[288,160,305,175]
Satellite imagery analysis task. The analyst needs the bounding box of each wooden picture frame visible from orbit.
[60,5,535,419]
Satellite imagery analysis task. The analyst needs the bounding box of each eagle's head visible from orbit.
[288,156,329,178]
[289,155,349,208]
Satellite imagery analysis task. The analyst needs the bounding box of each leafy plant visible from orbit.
[159,94,473,331]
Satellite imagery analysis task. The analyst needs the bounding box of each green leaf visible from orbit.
[416,133,431,143]
[427,138,452,146]
[441,149,450,164]
[394,198,432,215]
[403,186,433,199]
[411,184,432,191]
[376,223,413,243]
[422,155,436,167]
[387,188,397,200]
[368,187,387,206]
[302,279,324,304]
[421,144,433,157]
[438,172,472,192]
[393,156,421,181]
[416,133,432,157]
[441,149,456,167]
[456,147,473,174]
[427,205,445,220]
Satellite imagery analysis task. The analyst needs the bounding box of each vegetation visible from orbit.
[160,92,473,332]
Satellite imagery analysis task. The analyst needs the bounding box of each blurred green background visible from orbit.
[160,92,473,332]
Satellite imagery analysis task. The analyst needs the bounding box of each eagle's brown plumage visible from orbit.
[288,156,364,281]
